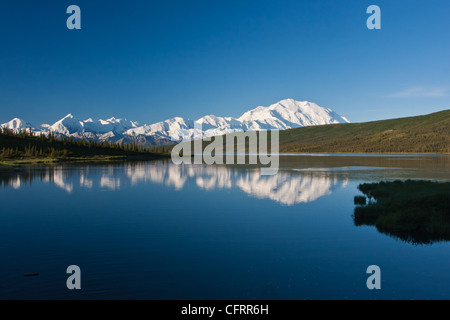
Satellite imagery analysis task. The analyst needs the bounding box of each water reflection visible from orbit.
[0,161,349,205]
[0,154,450,300]
[1,154,449,207]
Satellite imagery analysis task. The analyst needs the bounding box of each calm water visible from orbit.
[0,154,449,299]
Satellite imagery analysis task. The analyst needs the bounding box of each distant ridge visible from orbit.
[278,109,450,153]
[1,99,349,146]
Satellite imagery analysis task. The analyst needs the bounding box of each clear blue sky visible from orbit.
[0,0,449,125]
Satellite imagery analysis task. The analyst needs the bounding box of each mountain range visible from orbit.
[1,99,350,146]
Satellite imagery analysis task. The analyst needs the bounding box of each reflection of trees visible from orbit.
[1,161,348,205]
[0,167,76,193]
[353,180,450,245]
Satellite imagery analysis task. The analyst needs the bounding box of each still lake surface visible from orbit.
[0,154,449,299]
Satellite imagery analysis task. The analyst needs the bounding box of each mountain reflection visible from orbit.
[126,162,348,205]
[0,161,348,205]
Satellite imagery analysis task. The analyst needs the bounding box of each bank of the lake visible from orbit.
[0,128,170,170]
[354,180,450,244]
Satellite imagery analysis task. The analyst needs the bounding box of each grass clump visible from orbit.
[354,195,367,206]
[353,180,450,244]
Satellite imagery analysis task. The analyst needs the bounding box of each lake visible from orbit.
[1,154,449,299]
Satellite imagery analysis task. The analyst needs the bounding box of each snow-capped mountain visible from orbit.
[238,99,350,129]
[1,118,35,131]
[46,113,140,140]
[1,99,350,145]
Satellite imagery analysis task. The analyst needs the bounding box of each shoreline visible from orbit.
[0,154,170,170]
[1,151,448,171]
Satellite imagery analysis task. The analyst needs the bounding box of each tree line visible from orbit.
[0,127,171,159]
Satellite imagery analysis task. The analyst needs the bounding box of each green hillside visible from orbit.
[278,110,450,153]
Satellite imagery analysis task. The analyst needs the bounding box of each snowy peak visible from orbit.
[197,115,237,130]
[45,114,139,137]
[62,113,74,119]
[49,113,84,135]
[159,98,350,140]
[1,118,34,131]
[1,99,350,145]
[238,99,350,129]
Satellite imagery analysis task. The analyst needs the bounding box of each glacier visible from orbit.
[1,99,350,146]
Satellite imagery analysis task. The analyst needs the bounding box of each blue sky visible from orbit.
[0,0,449,125]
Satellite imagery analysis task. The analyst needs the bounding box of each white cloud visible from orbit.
[387,86,448,98]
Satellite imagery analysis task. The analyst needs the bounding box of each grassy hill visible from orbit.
[278,109,450,153]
